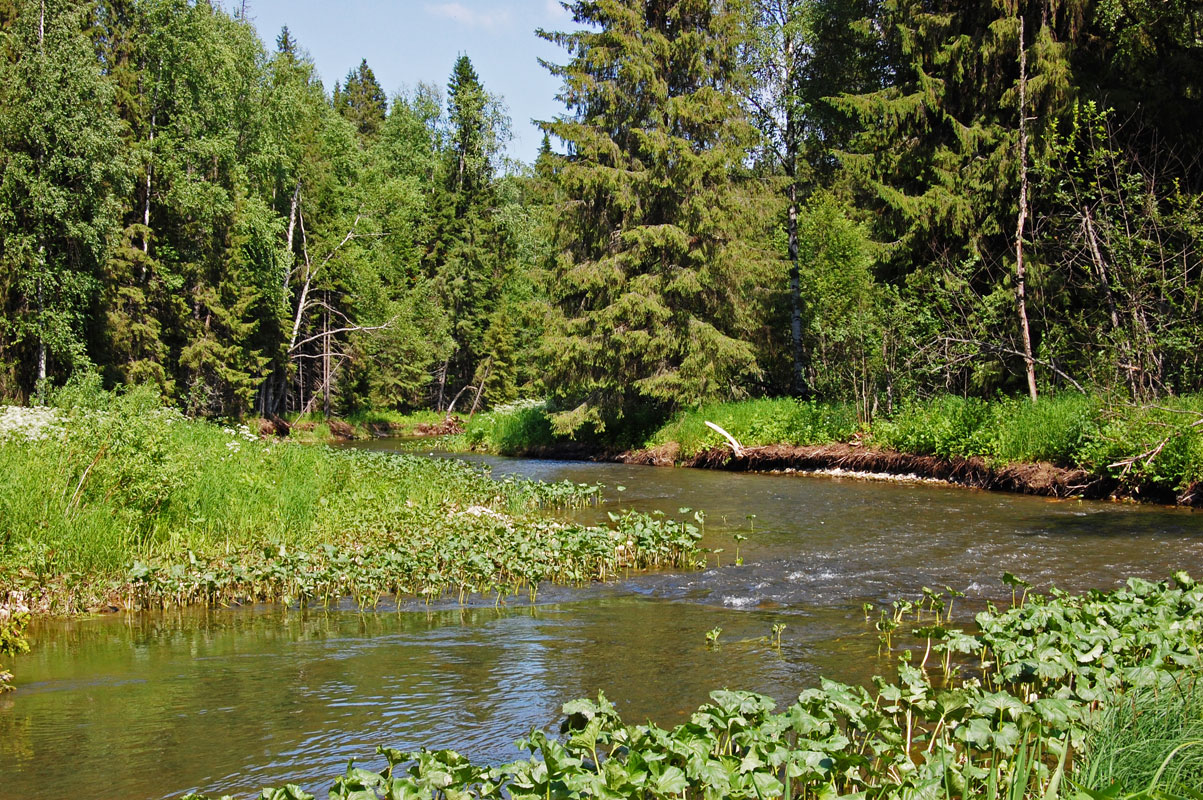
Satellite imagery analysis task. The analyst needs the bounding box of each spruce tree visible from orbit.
[537,0,761,432]
[334,58,387,139]
[446,54,489,203]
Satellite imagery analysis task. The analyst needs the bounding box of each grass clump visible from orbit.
[464,399,559,453]
[1074,678,1203,796]
[647,398,860,457]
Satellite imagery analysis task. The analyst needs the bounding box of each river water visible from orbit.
[3,451,1202,799]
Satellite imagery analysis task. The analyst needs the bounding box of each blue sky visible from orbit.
[241,1,577,165]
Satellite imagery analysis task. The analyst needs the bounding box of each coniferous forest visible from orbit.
[1,0,1201,435]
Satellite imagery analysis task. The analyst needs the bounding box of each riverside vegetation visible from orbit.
[0,381,702,622]
[457,395,1203,504]
[179,575,1203,800]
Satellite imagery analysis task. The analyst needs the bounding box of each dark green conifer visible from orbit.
[335,58,387,139]
[537,0,763,431]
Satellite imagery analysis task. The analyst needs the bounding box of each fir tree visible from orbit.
[537,0,762,432]
[334,58,387,139]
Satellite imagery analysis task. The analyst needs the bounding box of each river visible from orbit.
[2,450,1201,799]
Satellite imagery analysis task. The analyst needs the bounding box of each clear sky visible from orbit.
[240,0,577,166]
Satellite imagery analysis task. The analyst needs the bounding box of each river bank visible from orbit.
[0,385,699,622]
[443,395,1203,507]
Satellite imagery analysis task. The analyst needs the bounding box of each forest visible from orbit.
[1,0,1201,438]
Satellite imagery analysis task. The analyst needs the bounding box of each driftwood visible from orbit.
[704,421,744,457]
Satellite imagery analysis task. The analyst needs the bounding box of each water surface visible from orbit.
[3,451,1200,799]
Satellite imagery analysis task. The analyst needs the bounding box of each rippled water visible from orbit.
[3,451,1201,799]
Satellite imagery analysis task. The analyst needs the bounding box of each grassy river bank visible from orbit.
[443,395,1203,506]
[0,383,701,622]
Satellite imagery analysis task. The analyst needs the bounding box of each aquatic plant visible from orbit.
[183,575,1203,800]
[108,508,701,612]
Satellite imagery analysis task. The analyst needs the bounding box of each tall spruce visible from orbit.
[538,0,762,432]
[334,58,387,139]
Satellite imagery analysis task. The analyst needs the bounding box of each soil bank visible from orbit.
[512,441,1203,508]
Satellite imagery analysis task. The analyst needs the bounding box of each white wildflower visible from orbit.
[0,406,63,442]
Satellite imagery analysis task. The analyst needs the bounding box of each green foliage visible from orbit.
[464,400,558,454]
[648,398,860,457]
[0,601,30,692]
[796,192,888,409]
[0,0,130,393]
[334,59,387,139]
[538,0,770,428]
[0,386,708,614]
[1075,397,1203,493]
[872,395,997,459]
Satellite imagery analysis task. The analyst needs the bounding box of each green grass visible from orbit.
[463,400,563,453]
[869,393,1107,464]
[1074,676,1203,796]
[285,409,446,443]
[646,397,861,456]
[0,383,665,615]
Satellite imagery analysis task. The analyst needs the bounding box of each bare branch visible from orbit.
[289,317,397,353]
[936,337,1087,393]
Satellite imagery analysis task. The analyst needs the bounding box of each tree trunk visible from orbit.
[284,181,300,289]
[143,108,155,255]
[322,295,331,417]
[788,180,804,397]
[36,267,46,400]
[784,27,806,398]
[1014,15,1038,402]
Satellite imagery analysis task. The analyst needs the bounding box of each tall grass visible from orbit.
[464,400,559,453]
[871,393,1106,465]
[0,382,599,593]
[646,398,860,456]
[1073,676,1203,795]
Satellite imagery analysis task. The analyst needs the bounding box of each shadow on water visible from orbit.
[3,446,1201,799]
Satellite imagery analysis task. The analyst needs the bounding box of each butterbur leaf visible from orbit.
[652,765,688,796]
